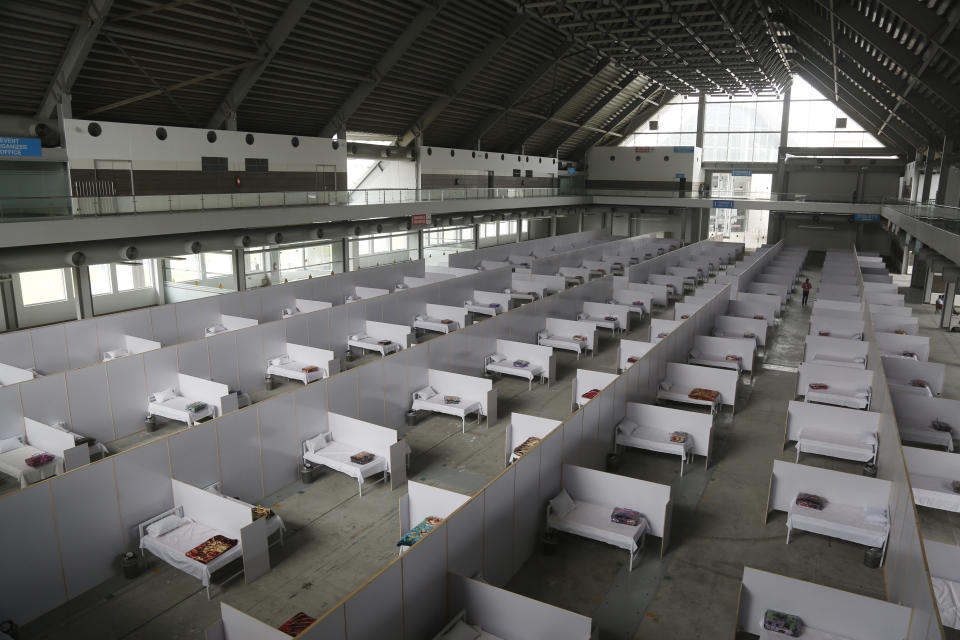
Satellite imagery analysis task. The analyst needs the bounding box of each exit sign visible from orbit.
[412,213,431,226]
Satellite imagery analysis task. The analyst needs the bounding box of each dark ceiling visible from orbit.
[1,0,957,158]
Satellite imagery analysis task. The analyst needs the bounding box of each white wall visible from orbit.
[586,146,702,183]
[419,146,558,178]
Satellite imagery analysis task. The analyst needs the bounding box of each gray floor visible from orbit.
[24,256,947,640]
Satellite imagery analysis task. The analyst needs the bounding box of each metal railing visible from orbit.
[880,198,960,222]
[0,187,569,220]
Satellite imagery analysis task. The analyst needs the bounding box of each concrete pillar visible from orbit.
[71,266,94,320]
[923,262,936,304]
[578,210,584,232]
[414,134,423,197]
[910,257,926,289]
[939,268,959,329]
[417,229,425,260]
[936,137,954,206]
[341,237,349,273]
[549,214,557,236]
[767,212,784,244]
[232,249,247,291]
[774,83,792,195]
[900,232,912,274]
[920,143,936,204]
[225,113,238,131]
[0,276,18,332]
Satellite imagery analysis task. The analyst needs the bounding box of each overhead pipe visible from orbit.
[0,115,60,146]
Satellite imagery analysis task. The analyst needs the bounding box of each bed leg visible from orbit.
[795,447,800,463]
[786,528,791,544]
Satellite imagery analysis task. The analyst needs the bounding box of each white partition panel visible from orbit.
[803,335,869,368]
[0,331,36,370]
[144,346,180,398]
[19,373,69,430]
[343,562,403,640]
[65,365,116,444]
[767,460,891,515]
[294,381,329,441]
[783,401,881,444]
[400,521,447,640]
[483,464,516,587]
[220,602,289,640]
[258,393,299,496]
[31,325,69,376]
[106,353,149,438]
[114,439,174,550]
[172,479,251,539]
[297,605,346,640]
[178,373,230,416]
[513,447,541,571]
[217,409,263,503]
[0,384,23,439]
[882,357,945,396]
[446,492,484,579]
[64,319,100,369]
[170,420,220,489]
[875,332,930,361]
[0,484,66,624]
[738,567,911,639]
[50,461,123,598]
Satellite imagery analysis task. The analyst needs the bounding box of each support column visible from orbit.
[71,266,94,320]
[232,249,247,291]
[341,237,349,273]
[923,262,936,304]
[0,276,18,332]
[695,91,706,193]
[578,210,584,232]
[900,232,912,274]
[549,213,557,236]
[936,137,954,206]
[473,223,480,249]
[940,268,959,329]
[773,83,792,196]
[417,229,424,261]
[414,134,423,198]
[920,143,935,204]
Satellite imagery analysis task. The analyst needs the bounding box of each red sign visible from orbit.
[412,213,431,226]
[633,147,653,153]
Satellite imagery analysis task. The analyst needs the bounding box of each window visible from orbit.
[305,244,333,266]
[244,158,269,172]
[512,169,521,177]
[245,247,266,273]
[164,255,201,283]
[116,262,153,291]
[19,269,68,306]
[525,170,533,178]
[372,236,390,253]
[203,252,233,278]
[391,235,407,251]
[201,156,228,172]
[89,264,113,296]
[356,239,372,256]
[279,249,304,271]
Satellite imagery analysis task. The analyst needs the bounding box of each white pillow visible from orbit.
[464,300,474,306]
[854,357,865,363]
[206,324,226,334]
[350,333,367,341]
[305,432,330,452]
[269,355,291,366]
[151,387,176,403]
[415,386,437,400]
[859,431,877,445]
[415,314,425,321]
[659,380,673,391]
[0,435,22,454]
[690,348,703,359]
[104,348,127,360]
[146,514,186,537]
[490,354,506,363]
[618,419,639,436]
[855,388,871,398]
[442,620,481,640]
[549,489,576,519]
[864,508,887,524]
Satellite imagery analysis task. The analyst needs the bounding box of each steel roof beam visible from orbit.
[206,0,312,129]
[544,71,640,153]
[457,40,574,149]
[35,0,114,119]
[319,0,445,139]
[574,84,667,152]
[397,13,528,147]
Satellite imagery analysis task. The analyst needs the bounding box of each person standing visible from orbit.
[801,278,812,307]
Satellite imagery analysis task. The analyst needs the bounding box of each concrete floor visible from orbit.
[23,256,937,640]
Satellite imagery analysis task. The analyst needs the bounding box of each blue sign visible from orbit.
[0,137,41,157]
[566,167,576,175]
[731,169,752,176]
[673,146,695,153]
[713,199,735,209]
[853,214,882,222]
[675,173,686,179]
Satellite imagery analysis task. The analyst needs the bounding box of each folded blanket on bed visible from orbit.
[725,354,740,361]
[397,516,442,547]
[627,357,639,363]
[679,314,690,320]
[903,351,916,358]
[952,480,960,494]
[24,453,55,468]
[632,301,645,307]
[753,315,766,320]
[350,451,375,465]
[582,388,601,399]
[611,507,642,526]
[441,319,454,324]
[795,493,825,510]
[444,395,460,404]
[185,535,237,564]
[932,420,953,433]
[910,379,928,388]
[657,332,669,339]
[487,303,500,308]
[278,612,316,637]
[688,388,719,402]
[572,335,587,342]
[894,329,906,334]
[252,505,274,520]
[763,610,803,636]
[605,316,618,321]
[743,332,755,338]
[808,382,829,390]
[513,360,529,368]
[301,365,319,373]
[186,401,208,413]
[669,431,688,443]
[513,436,541,458]
[377,339,392,346]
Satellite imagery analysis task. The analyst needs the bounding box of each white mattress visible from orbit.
[809,354,866,369]
[0,445,63,487]
[580,314,618,330]
[911,473,960,512]
[348,337,400,356]
[616,424,691,459]
[934,577,960,629]
[548,501,647,553]
[465,303,500,316]
[303,441,388,483]
[657,385,720,409]
[415,317,456,334]
[814,331,863,340]
[797,428,876,463]
[486,360,543,382]
[267,361,325,385]
[899,425,954,451]
[148,396,215,426]
[412,396,482,420]
[804,389,870,410]
[140,518,243,587]
[538,335,584,354]
[787,501,888,548]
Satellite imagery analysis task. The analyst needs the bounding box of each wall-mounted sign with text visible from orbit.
[411,213,431,227]
[0,137,41,157]
[633,147,653,153]
[731,170,752,176]
[853,214,882,222]
[713,199,736,209]
[673,146,695,153]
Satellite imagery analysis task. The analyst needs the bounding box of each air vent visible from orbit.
[835,118,847,129]
[649,121,659,131]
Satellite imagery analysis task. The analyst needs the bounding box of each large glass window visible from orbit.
[164,255,201,283]
[89,264,113,296]
[116,262,153,291]
[19,269,68,306]
[787,77,882,147]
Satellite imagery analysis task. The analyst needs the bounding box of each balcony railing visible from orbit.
[0,187,570,220]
